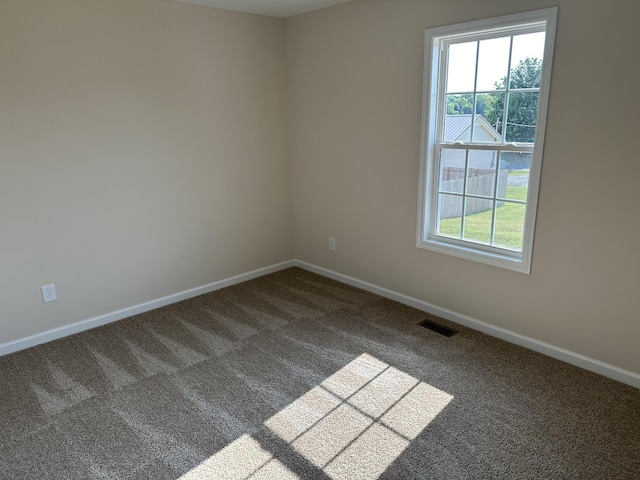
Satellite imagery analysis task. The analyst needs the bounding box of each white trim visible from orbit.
[423,8,557,42]
[0,260,295,357]
[293,260,640,389]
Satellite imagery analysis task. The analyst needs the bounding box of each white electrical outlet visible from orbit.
[41,284,57,303]
[329,237,336,252]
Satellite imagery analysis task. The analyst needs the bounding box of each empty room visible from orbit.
[1,0,638,478]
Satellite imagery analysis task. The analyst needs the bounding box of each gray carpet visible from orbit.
[1,267,638,479]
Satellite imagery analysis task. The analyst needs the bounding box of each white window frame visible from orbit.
[417,8,557,274]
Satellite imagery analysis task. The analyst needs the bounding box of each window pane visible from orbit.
[462,198,494,244]
[509,32,545,91]
[446,42,477,93]
[505,92,539,143]
[439,149,466,193]
[444,95,473,141]
[494,201,526,251]
[466,150,497,196]
[476,37,511,91]
[510,32,545,75]
[437,194,463,238]
[508,58,543,91]
[474,93,504,142]
[501,152,531,201]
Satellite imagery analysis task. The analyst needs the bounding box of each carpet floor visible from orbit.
[0,267,638,479]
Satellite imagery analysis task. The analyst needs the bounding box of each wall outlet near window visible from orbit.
[328,237,336,252]
[41,284,57,303]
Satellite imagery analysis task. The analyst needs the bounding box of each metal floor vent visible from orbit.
[418,319,458,337]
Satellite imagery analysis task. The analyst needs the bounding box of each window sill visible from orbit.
[417,237,531,274]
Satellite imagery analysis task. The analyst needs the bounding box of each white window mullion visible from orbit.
[436,41,449,142]
[460,149,470,239]
[469,41,480,142]
[500,36,515,142]
[489,151,502,244]
[431,143,444,237]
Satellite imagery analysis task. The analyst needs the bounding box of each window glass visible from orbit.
[446,42,477,93]
[476,37,511,91]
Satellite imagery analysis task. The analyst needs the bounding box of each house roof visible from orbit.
[444,114,501,142]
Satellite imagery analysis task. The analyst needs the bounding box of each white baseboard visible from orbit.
[0,260,295,357]
[3,258,638,389]
[294,260,640,389]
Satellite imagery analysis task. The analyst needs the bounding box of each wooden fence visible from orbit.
[439,168,508,219]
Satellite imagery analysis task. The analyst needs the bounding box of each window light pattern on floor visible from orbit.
[179,353,453,479]
[265,353,453,479]
[178,434,298,480]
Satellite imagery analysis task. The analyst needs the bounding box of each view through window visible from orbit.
[418,9,557,273]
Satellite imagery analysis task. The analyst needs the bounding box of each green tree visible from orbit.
[485,57,543,143]
[446,94,473,115]
[446,93,496,117]
[445,58,542,143]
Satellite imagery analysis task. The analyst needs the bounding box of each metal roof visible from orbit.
[444,115,501,142]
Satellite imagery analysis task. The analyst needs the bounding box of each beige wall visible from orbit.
[287,0,640,374]
[0,0,291,344]
[2,0,638,378]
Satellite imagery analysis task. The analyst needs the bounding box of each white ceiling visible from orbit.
[171,0,352,18]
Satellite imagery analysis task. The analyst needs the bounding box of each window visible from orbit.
[417,8,557,273]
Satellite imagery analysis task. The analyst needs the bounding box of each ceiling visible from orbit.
[171,0,352,18]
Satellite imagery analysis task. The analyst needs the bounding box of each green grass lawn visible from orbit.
[438,186,527,250]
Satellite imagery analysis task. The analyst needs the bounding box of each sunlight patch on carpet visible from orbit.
[265,353,453,479]
[179,353,452,480]
[177,434,297,480]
